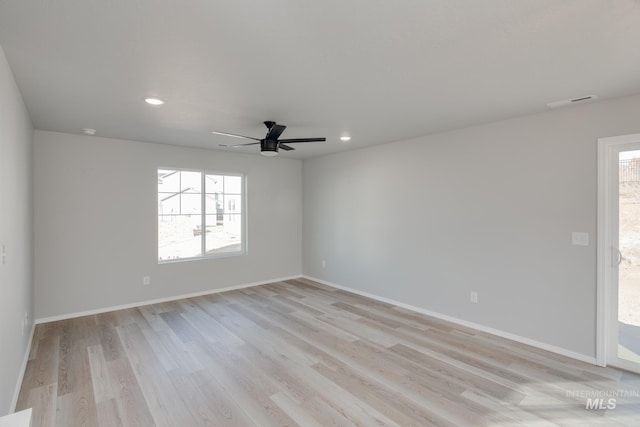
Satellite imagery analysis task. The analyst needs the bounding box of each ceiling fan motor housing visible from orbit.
[260,139,279,156]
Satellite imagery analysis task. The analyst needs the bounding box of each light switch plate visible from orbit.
[571,232,589,246]
[470,291,478,304]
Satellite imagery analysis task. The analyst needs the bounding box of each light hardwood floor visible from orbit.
[17,278,640,426]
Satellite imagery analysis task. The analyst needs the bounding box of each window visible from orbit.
[158,169,244,262]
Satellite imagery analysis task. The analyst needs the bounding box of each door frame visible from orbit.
[597,132,640,369]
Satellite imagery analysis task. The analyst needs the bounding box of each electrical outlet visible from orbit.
[321,260,326,269]
[21,312,28,337]
[571,232,589,246]
[143,276,151,286]
[2,244,6,265]
[470,291,479,304]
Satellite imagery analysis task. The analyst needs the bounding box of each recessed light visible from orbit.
[82,128,96,135]
[340,136,351,142]
[144,97,165,106]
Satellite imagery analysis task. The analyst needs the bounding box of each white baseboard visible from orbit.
[32,273,597,368]
[11,322,36,413]
[302,275,597,365]
[35,275,300,324]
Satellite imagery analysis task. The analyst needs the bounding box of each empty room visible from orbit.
[2,0,640,426]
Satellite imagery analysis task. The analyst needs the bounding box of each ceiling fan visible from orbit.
[213,121,326,156]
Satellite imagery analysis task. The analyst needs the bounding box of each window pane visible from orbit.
[181,171,201,193]
[225,194,242,213]
[159,193,180,215]
[205,193,222,216]
[181,193,201,214]
[158,170,179,193]
[223,213,242,227]
[205,175,223,193]
[205,214,242,255]
[159,214,202,260]
[224,175,242,194]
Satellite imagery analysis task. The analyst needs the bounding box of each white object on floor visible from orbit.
[0,408,32,427]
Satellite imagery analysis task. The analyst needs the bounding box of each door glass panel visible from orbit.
[618,149,640,363]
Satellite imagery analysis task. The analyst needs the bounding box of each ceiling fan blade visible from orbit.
[218,142,260,148]
[278,144,295,151]
[265,124,286,141]
[278,137,326,143]
[211,130,261,141]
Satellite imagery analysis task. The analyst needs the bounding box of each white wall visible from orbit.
[303,93,640,359]
[34,131,301,319]
[0,45,33,415]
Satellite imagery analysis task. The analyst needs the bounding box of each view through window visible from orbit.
[158,169,244,261]
[618,151,640,364]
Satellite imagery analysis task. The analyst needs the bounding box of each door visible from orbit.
[598,133,640,374]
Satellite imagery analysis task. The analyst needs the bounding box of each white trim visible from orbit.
[596,137,610,367]
[31,272,598,370]
[35,275,299,324]
[303,275,597,365]
[11,322,36,412]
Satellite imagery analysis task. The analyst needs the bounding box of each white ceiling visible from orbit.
[1,0,639,159]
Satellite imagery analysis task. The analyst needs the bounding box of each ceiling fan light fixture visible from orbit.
[261,139,279,156]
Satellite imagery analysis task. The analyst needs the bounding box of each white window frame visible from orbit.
[157,167,246,263]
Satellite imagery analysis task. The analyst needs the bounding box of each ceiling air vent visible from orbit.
[547,95,598,109]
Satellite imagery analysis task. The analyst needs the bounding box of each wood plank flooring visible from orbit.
[16,278,640,426]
